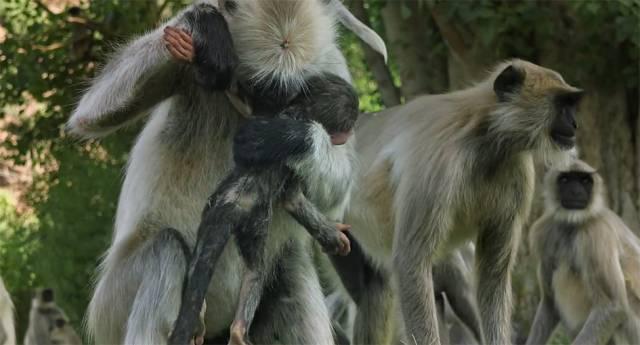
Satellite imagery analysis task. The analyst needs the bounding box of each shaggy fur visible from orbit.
[527,160,640,345]
[345,59,579,345]
[66,1,372,343]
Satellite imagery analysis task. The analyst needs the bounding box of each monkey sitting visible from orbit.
[527,159,640,345]
[24,288,82,345]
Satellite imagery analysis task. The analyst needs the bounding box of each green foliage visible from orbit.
[0,192,40,339]
[340,29,385,112]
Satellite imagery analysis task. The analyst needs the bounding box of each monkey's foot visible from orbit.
[321,224,351,256]
[229,320,251,345]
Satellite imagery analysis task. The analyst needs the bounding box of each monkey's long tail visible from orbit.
[170,196,239,344]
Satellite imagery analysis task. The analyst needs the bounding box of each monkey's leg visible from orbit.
[229,270,266,345]
[171,173,259,345]
[250,240,334,345]
[525,294,560,345]
[476,220,519,345]
[433,253,484,344]
[572,306,625,345]
[88,228,190,345]
[229,199,272,345]
[330,232,395,345]
[282,180,350,256]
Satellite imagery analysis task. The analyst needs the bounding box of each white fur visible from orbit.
[0,278,14,345]
[73,2,357,344]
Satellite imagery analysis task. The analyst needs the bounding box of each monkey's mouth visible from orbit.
[560,199,588,210]
[551,131,575,149]
[330,130,353,145]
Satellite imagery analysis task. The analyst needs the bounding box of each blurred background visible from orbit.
[0,0,638,342]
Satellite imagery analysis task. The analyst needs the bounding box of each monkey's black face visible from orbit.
[557,172,593,209]
[550,91,583,149]
[41,288,54,303]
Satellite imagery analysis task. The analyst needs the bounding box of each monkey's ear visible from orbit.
[493,65,525,101]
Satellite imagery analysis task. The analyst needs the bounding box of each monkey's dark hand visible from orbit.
[320,224,351,256]
[185,4,238,91]
[233,118,313,168]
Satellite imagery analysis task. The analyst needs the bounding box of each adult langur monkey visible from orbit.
[268,59,580,345]
[0,277,15,345]
[526,160,640,345]
[24,288,82,345]
[66,0,387,344]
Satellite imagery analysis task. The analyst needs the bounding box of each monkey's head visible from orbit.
[227,0,336,102]
[32,288,55,308]
[489,59,583,167]
[544,159,605,223]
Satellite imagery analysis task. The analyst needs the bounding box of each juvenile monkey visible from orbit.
[203,73,359,345]
[526,160,640,345]
[0,278,15,345]
[24,289,82,345]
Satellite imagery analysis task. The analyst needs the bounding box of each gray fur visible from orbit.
[24,289,82,345]
[526,160,640,345]
[345,59,578,345]
[67,1,364,343]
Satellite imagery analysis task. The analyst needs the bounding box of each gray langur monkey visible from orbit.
[0,277,15,345]
[24,289,83,345]
[526,160,640,345]
[67,0,386,344]
[331,59,582,345]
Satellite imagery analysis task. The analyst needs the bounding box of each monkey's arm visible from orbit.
[282,180,351,256]
[433,252,484,344]
[573,238,628,345]
[233,119,346,180]
[525,264,560,345]
[68,3,235,138]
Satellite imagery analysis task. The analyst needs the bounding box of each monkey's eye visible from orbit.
[581,177,592,185]
[559,176,569,184]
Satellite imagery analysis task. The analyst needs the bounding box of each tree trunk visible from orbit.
[348,0,401,107]
[381,0,447,99]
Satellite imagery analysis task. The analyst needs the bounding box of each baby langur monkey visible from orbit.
[24,289,82,345]
[210,73,359,345]
[527,160,640,345]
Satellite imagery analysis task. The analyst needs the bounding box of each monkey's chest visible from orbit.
[552,263,592,333]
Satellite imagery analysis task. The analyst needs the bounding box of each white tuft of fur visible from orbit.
[230,0,336,93]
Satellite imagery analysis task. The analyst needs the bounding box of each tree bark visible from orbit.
[381,0,447,99]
